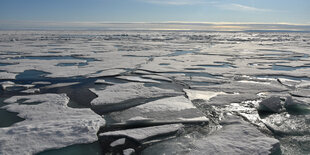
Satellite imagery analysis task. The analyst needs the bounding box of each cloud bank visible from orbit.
[1,21,309,32]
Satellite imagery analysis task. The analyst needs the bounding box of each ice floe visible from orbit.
[285,96,310,108]
[184,89,226,101]
[1,30,310,154]
[20,88,40,94]
[0,93,105,155]
[99,124,183,144]
[116,76,160,83]
[0,81,35,91]
[0,72,16,80]
[94,79,115,85]
[110,138,126,147]
[90,82,183,113]
[41,82,80,89]
[123,148,135,155]
[141,74,172,82]
[31,81,51,85]
[87,69,127,78]
[262,113,310,136]
[290,88,310,98]
[142,116,280,155]
[109,96,209,124]
[258,96,284,113]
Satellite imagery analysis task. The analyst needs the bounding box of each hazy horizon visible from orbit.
[0,0,309,31]
[1,21,310,32]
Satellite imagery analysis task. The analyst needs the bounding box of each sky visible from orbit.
[0,0,309,31]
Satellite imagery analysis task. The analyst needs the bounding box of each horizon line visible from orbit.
[1,20,310,31]
[1,20,310,25]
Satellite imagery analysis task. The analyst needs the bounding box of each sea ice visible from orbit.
[109,96,209,124]
[285,96,310,107]
[1,30,309,154]
[99,124,184,144]
[116,76,160,83]
[258,96,284,113]
[41,82,80,89]
[94,79,115,85]
[0,81,15,90]
[296,80,310,88]
[90,82,183,113]
[31,81,52,85]
[198,80,288,94]
[123,148,135,155]
[110,138,126,147]
[21,88,40,94]
[0,93,105,155]
[0,81,35,91]
[142,116,280,155]
[141,74,172,82]
[0,72,16,80]
[290,88,310,98]
[87,68,127,78]
[262,113,310,135]
[184,89,226,101]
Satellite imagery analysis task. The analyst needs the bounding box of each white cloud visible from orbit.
[138,1,272,12]
[219,3,272,12]
[138,0,212,5]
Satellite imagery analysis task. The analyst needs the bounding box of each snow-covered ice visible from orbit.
[109,96,209,124]
[1,30,310,154]
[258,96,284,113]
[99,124,184,144]
[142,116,280,155]
[116,75,161,83]
[184,89,226,101]
[0,94,105,155]
[90,82,183,113]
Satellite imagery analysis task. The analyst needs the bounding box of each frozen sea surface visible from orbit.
[0,30,310,154]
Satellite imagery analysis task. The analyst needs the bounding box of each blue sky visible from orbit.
[0,0,309,30]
